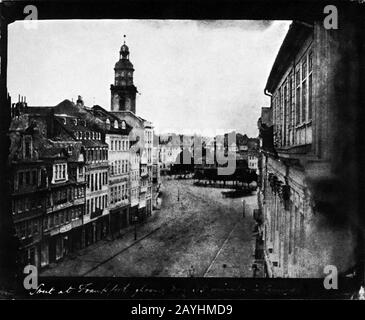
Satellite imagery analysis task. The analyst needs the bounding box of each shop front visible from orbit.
[110,206,129,237]
[138,206,147,222]
[19,238,41,270]
[129,205,139,225]
[47,223,73,263]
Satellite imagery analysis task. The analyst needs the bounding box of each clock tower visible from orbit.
[110,35,137,113]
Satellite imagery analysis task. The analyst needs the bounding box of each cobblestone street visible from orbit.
[41,178,259,277]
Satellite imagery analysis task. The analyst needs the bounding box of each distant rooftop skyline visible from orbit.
[8,19,290,137]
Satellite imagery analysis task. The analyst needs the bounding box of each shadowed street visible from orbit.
[42,178,258,277]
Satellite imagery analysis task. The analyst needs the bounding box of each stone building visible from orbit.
[8,114,48,269]
[54,99,109,248]
[7,36,157,270]
[88,105,133,238]
[40,143,85,265]
[257,20,362,277]
[8,104,87,269]
[159,135,182,174]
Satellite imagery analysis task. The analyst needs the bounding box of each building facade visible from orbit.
[89,105,133,238]
[8,36,158,271]
[258,20,361,277]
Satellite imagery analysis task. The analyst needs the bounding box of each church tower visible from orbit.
[110,35,137,113]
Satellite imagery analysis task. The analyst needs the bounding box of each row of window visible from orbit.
[12,196,43,215]
[44,206,84,231]
[75,131,102,141]
[16,218,40,239]
[86,195,108,215]
[85,148,108,163]
[49,186,75,206]
[145,130,153,145]
[130,188,138,200]
[110,182,128,205]
[273,49,313,147]
[86,171,108,192]
[116,79,133,86]
[53,163,67,181]
[248,161,257,169]
[110,160,129,176]
[16,169,41,190]
[130,170,139,182]
[74,186,85,199]
[110,138,129,151]
[116,71,133,78]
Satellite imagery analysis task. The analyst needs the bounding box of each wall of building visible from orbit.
[260,18,362,278]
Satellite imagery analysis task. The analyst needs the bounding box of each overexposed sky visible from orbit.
[8,20,290,136]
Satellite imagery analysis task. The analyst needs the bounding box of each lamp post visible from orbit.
[133,215,138,240]
[242,200,245,218]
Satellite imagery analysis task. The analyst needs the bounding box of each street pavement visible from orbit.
[41,178,259,277]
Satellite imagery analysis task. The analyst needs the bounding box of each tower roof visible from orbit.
[114,58,134,70]
[120,34,130,58]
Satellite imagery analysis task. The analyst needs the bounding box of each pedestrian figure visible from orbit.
[188,265,195,277]
[242,200,246,218]
[252,263,259,278]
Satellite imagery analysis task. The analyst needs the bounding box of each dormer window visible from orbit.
[67,145,73,155]
[121,121,126,130]
[114,120,118,128]
[52,163,68,183]
[23,136,32,159]
[106,118,110,127]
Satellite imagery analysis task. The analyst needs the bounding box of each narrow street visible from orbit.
[41,178,258,277]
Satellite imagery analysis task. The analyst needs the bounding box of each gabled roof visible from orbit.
[39,146,68,160]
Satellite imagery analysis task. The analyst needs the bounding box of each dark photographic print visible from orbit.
[0,0,365,307]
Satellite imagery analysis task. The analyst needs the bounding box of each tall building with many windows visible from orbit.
[88,105,133,238]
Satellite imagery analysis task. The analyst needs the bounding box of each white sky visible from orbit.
[8,20,290,137]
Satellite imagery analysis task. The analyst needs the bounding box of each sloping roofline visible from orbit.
[265,21,313,94]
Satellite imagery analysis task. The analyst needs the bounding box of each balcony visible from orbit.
[90,207,103,219]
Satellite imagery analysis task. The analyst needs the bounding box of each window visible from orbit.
[121,121,126,130]
[308,74,313,121]
[18,172,24,188]
[308,52,313,121]
[295,68,301,125]
[25,171,30,185]
[25,140,31,158]
[114,120,118,128]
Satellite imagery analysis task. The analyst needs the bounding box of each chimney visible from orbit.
[76,95,84,107]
